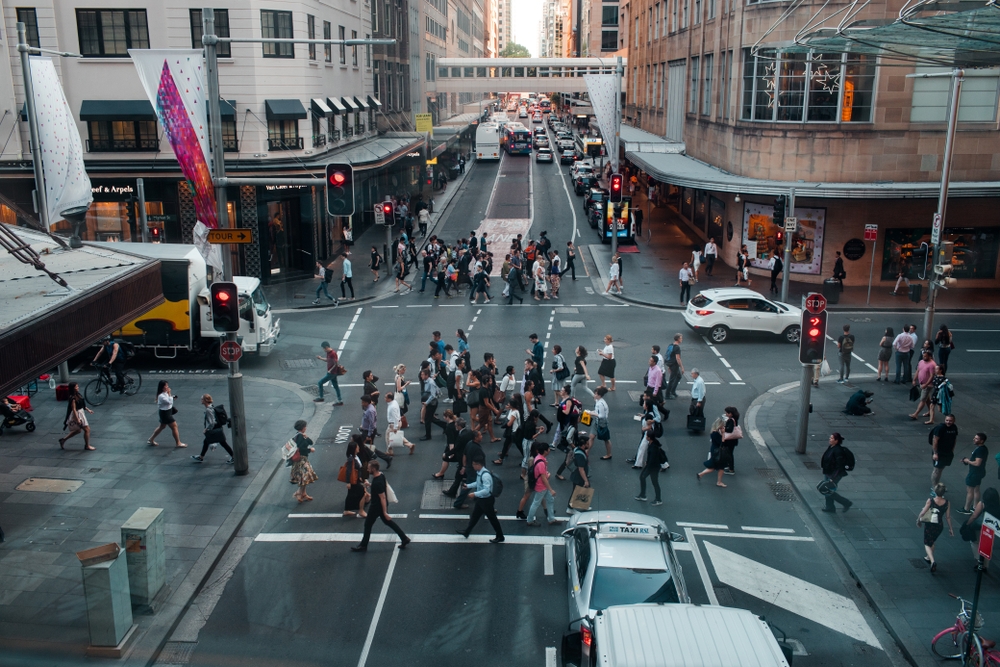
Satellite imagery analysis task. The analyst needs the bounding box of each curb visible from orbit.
[745,383,932,667]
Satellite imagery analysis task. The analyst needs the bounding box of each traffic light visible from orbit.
[210,281,240,333]
[609,173,623,203]
[798,310,828,365]
[775,230,784,246]
[326,163,355,217]
[774,195,786,225]
[149,224,162,242]
[934,263,957,287]
[380,201,394,224]
[911,242,930,279]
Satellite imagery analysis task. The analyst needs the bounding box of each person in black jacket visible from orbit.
[820,432,853,513]
[351,460,410,552]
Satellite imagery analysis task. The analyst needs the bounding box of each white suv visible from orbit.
[683,287,801,344]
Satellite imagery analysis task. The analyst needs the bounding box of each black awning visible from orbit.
[265,99,308,121]
[354,96,370,110]
[79,100,157,121]
[367,95,382,109]
[219,99,237,119]
[311,98,333,117]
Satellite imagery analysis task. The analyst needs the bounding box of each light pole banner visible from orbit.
[130,49,217,229]
[583,74,618,164]
[27,57,93,227]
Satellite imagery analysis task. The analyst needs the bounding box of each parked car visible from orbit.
[683,287,802,344]
[574,174,599,195]
[583,187,608,214]
[535,147,554,163]
[560,149,581,164]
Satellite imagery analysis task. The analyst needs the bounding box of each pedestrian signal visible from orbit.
[798,310,828,365]
[210,282,240,333]
[326,163,355,217]
[609,173,623,203]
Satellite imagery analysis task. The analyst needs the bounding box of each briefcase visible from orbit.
[687,414,706,432]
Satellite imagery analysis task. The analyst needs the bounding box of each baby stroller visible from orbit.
[0,398,35,435]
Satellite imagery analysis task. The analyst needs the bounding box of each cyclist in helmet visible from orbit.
[93,335,126,393]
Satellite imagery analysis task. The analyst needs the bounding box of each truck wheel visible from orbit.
[209,343,228,369]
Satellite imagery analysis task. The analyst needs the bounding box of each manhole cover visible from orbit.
[555,307,579,314]
[767,481,796,501]
[803,461,820,470]
[281,358,319,370]
[560,321,586,328]
[156,641,198,664]
[16,478,84,493]
[628,391,644,402]
[421,480,457,510]
[714,586,735,606]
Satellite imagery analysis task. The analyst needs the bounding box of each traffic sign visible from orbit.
[864,224,878,241]
[784,216,797,233]
[981,512,998,560]
[373,205,385,225]
[219,341,242,363]
[804,292,827,314]
[931,213,942,245]
[207,229,254,244]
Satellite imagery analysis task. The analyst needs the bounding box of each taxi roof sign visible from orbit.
[599,523,656,536]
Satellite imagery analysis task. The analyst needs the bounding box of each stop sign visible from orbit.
[220,341,242,363]
[804,293,827,314]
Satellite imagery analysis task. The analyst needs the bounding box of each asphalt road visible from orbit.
[64,123,1000,667]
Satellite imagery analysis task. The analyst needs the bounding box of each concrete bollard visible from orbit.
[121,507,165,611]
[77,544,137,657]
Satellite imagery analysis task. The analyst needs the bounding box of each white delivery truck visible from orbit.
[102,244,280,367]
[562,603,793,667]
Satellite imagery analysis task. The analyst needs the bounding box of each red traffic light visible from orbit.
[329,171,346,186]
[610,175,622,191]
[215,290,230,302]
[382,203,393,214]
[609,173,623,203]
[210,282,240,333]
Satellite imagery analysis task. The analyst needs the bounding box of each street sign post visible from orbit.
[964,512,998,664]
[864,224,877,241]
[219,341,242,363]
[207,228,254,244]
[804,293,828,314]
[373,204,385,226]
[981,512,998,560]
[865,224,878,306]
[931,212,943,246]
[784,216,797,233]
[796,292,827,455]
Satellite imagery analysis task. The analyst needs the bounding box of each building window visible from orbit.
[352,30,358,66]
[261,10,293,58]
[77,9,149,56]
[267,119,301,150]
[702,53,714,115]
[654,3,661,38]
[694,0,701,24]
[338,25,346,64]
[634,17,639,45]
[16,8,40,48]
[374,72,380,98]
[602,6,619,25]
[709,0,716,19]
[221,120,238,151]
[312,115,326,147]
[672,0,679,32]
[602,30,618,51]
[910,67,1000,122]
[371,1,378,33]
[682,0,689,28]
[722,50,733,120]
[741,49,875,123]
[324,21,332,62]
[689,56,700,113]
[307,15,316,60]
[648,8,653,43]
[87,120,158,152]
[190,9,231,57]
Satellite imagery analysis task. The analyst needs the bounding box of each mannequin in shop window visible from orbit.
[269,212,284,270]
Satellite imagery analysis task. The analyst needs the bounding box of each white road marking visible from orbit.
[950,329,1000,332]
[967,349,1000,352]
[728,368,743,381]
[730,382,746,386]
[684,527,719,606]
[741,526,796,534]
[544,544,554,575]
[407,304,432,308]
[719,358,732,368]
[418,514,568,522]
[372,305,398,308]
[603,304,629,307]
[255,532,563,545]
[357,547,399,667]
[288,513,408,519]
[439,304,467,307]
[705,541,882,649]
[692,530,814,542]
[545,646,557,667]
[676,522,728,529]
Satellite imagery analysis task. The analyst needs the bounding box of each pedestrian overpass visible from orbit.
[434,58,626,94]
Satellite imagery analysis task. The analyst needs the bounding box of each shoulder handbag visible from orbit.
[281,439,301,463]
[400,414,409,429]
[960,521,978,542]
[919,505,940,524]
[722,425,743,441]
[386,482,398,504]
[333,364,347,376]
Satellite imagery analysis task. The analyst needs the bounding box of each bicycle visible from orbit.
[966,634,1000,667]
[932,594,984,660]
[84,363,141,406]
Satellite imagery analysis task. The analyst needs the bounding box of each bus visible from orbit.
[502,124,533,155]
[539,99,551,112]
[576,135,604,158]
[476,123,501,161]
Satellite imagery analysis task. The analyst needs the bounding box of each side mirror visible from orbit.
[667,531,686,543]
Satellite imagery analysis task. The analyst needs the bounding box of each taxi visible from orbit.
[565,511,689,634]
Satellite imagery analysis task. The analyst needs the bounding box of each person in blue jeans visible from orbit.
[526,443,558,525]
[315,342,344,404]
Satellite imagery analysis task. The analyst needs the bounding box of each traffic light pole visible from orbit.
[795,363,813,454]
[204,9,248,476]
[611,56,623,259]
[780,187,795,303]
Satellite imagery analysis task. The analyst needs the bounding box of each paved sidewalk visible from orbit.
[0,375,329,666]
[748,374,999,667]
[264,160,478,310]
[588,189,999,312]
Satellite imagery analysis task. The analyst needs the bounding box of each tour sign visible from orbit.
[207,229,255,244]
[219,341,242,363]
[804,293,827,314]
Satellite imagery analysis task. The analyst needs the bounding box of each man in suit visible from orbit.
[456,455,505,543]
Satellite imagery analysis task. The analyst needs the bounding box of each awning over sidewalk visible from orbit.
[265,99,308,121]
[327,134,425,170]
[79,100,156,121]
[327,97,348,115]
[311,98,333,117]
[619,125,685,154]
[626,150,1000,199]
[0,226,164,396]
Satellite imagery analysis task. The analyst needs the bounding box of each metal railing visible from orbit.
[86,138,160,153]
[267,136,304,151]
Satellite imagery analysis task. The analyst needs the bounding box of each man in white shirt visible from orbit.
[418,208,431,236]
[689,368,706,420]
[340,253,354,300]
[893,327,915,384]
[704,238,718,277]
[679,262,694,305]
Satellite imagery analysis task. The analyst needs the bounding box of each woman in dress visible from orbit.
[456,329,470,368]
[720,406,742,474]
[148,381,187,448]
[876,327,894,381]
[589,386,613,460]
[926,365,950,425]
[499,365,517,408]
[548,251,562,298]
[697,419,730,487]
[59,382,95,451]
[533,258,550,301]
[465,369,483,432]
[597,335,616,391]
[917,483,954,573]
[394,364,411,416]
[935,324,954,369]
[393,256,413,293]
[290,419,318,503]
[343,440,369,518]
[385,391,414,455]
[690,247,703,282]
[369,245,382,281]
[570,346,591,400]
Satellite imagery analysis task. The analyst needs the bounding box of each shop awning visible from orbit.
[328,134,425,169]
[341,97,360,112]
[367,95,382,109]
[354,96,370,110]
[626,149,1000,199]
[619,125,685,154]
[265,99,308,121]
[327,97,347,115]
[311,98,333,117]
[79,100,156,121]
[218,99,237,120]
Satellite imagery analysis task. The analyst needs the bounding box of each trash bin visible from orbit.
[822,278,841,304]
[909,283,923,303]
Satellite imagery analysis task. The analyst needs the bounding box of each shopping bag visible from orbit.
[386,483,398,504]
[579,410,593,426]
[820,359,832,377]
[570,485,594,511]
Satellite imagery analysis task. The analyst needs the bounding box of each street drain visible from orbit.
[16,478,84,493]
[421,480,457,510]
[713,586,735,606]
[767,482,796,501]
[156,641,197,665]
[281,358,319,370]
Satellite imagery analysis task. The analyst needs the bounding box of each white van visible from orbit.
[562,603,793,667]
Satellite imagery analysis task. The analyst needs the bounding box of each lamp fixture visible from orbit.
[734,193,741,202]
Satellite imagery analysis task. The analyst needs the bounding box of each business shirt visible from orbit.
[893,332,914,353]
[593,398,609,420]
[386,401,401,428]
[531,341,544,366]
[646,365,663,392]
[654,353,666,374]
[679,268,694,283]
[466,467,495,498]
[362,404,377,435]
[690,376,706,402]
[422,378,440,404]
[704,242,718,257]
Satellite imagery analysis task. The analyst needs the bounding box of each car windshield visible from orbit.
[251,286,270,317]
[590,567,679,610]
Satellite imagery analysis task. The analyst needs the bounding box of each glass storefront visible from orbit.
[882,227,1000,280]
[743,201,826,274]
[257,184,315,281]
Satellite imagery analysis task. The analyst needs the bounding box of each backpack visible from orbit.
[656,446,669,465]
[489,470,504,498]
[118,340,137,361]
[840,446,856,471]
[651,419,664,439]
[324,267,334,284]
[213,404,230,429]
[528,458,545,489]
[841,336,854,354]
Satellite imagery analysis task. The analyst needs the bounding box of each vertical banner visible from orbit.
[130,49,217,229]
[583,74,618,166]
[27,58,93,227]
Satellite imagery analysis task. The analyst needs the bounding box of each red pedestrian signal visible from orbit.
[775,230,784,245]
[326,162,355,217]
[798,309,828,364]
[210,281,240,333]
[609,173,623,203]
[381,202,394,217]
